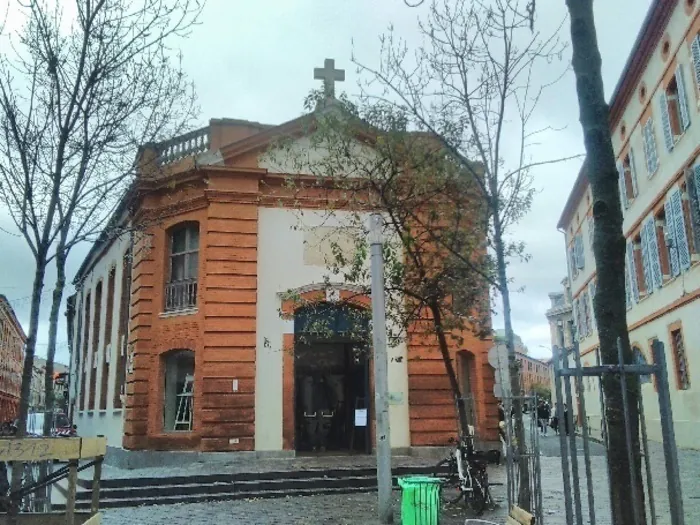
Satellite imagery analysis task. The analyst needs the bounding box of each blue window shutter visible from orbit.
[692,36,700,89]
[588,216,595,248]
[665,199,680,277]
[617,160,628,210]
[646,217,663,289]
[643,119,659,175]
[676,65,691,130]
[659,92,675,152]
[569,245,577,279]
[588,281,596,330]
[629,149,639,198]
[573,299,580,340]
[640,220,653,293]
[626,242,639,303]
[575,234,584,270]
[687,165,700,252]
[581,290,589,337]
[670,187,691,271]
[625,255,632,309]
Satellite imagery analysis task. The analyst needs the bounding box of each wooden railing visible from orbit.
[156,126,210,165]
[164,279,198,312]
[0,436,107,525]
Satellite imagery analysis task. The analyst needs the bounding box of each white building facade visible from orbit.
[558,0,700,449]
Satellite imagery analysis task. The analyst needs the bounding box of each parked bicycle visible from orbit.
[433,434,496,515]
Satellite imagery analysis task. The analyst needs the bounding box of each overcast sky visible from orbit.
[0,0,651,364]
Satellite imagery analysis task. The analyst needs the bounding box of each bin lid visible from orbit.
[398,476,442,487]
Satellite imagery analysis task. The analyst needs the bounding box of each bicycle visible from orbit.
[433,435,495,516]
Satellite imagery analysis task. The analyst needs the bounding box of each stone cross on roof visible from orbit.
[314,58,345,99]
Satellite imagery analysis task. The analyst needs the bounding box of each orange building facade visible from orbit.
[69,111,498,455]
[0,295,25,422]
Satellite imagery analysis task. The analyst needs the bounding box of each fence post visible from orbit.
[551,346,574,525]
[651,339,685,525]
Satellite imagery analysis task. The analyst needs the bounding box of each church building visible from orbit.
[67,60,498,458]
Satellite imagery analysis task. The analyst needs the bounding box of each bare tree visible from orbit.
[270,93,492,446]
[564,1,646,523]
[0,0,202,515]
[354,0,570,510]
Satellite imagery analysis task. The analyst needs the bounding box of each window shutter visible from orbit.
[569,245,578,279]
[686,165,700,252]
[670,187,691,270]
[692,36,700,91]
[643,119,659,175]
[626,242,640,303]
[625,254,632,308]
[588,216,595,248]
[665,198,680,277]
[617,160,628,210]
[572,299,580,340]
[659,92,675,152]
[629,149,639,197]
[581,290,590,337]
[640,220,653,292]
[676,65,691,131]
[647,216,663,290]
[588,281,596,331]
[578,234,586,270]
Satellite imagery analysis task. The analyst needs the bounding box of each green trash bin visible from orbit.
[398,475,442,525]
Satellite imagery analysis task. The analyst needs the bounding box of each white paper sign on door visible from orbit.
[354,408,368,427]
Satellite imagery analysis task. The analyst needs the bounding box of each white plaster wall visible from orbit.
[255,207,411,451]
[562,2,700,449]
[259,134,378,176]
[70,232,130,449]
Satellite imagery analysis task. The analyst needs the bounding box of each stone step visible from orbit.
[57,485,378,510]
[76,474,378,502]
[76,464,438,490]
[63,464,445,509]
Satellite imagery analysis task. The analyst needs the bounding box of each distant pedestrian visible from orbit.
[550,404,559,435]
[537,401,550,436]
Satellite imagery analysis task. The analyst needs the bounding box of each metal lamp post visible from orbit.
[369,213,393,524]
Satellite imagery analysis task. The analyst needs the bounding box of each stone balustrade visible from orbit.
[156,126,210,165]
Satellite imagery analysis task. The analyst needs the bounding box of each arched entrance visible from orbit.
[294,302,371,453]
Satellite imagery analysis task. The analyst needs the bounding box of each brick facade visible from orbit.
[74,116,498,452]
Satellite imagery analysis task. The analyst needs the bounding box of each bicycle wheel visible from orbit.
[465,466,488,515]
[433,457,463,505]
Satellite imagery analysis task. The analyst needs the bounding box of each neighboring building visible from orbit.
[67,61,498,457]
[545,278,576,408]
[515,352,551,396]
[493,329,550,395]
[29,358,70,412]
[558,0,700,449]
[494,328,529,355]
[0,295,25,422]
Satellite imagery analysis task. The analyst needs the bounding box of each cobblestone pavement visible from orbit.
[101,435,700,525]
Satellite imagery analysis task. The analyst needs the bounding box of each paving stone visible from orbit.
[100,437,700,524]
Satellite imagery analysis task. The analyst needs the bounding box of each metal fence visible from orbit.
[552,339,685,525]
[500,393,543,525]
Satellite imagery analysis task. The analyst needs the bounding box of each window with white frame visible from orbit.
[617,151,639,212]
[658,65,691,152]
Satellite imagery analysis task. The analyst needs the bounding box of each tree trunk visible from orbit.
[430,303,470,440]
[8,260,48,521]
[493,225,531,511]
[565,1,646,524]
[37,246,67,512]
[44,248,67,435]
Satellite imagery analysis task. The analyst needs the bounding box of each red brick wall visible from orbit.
[123,173,259,452]
[406,322,496,445]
